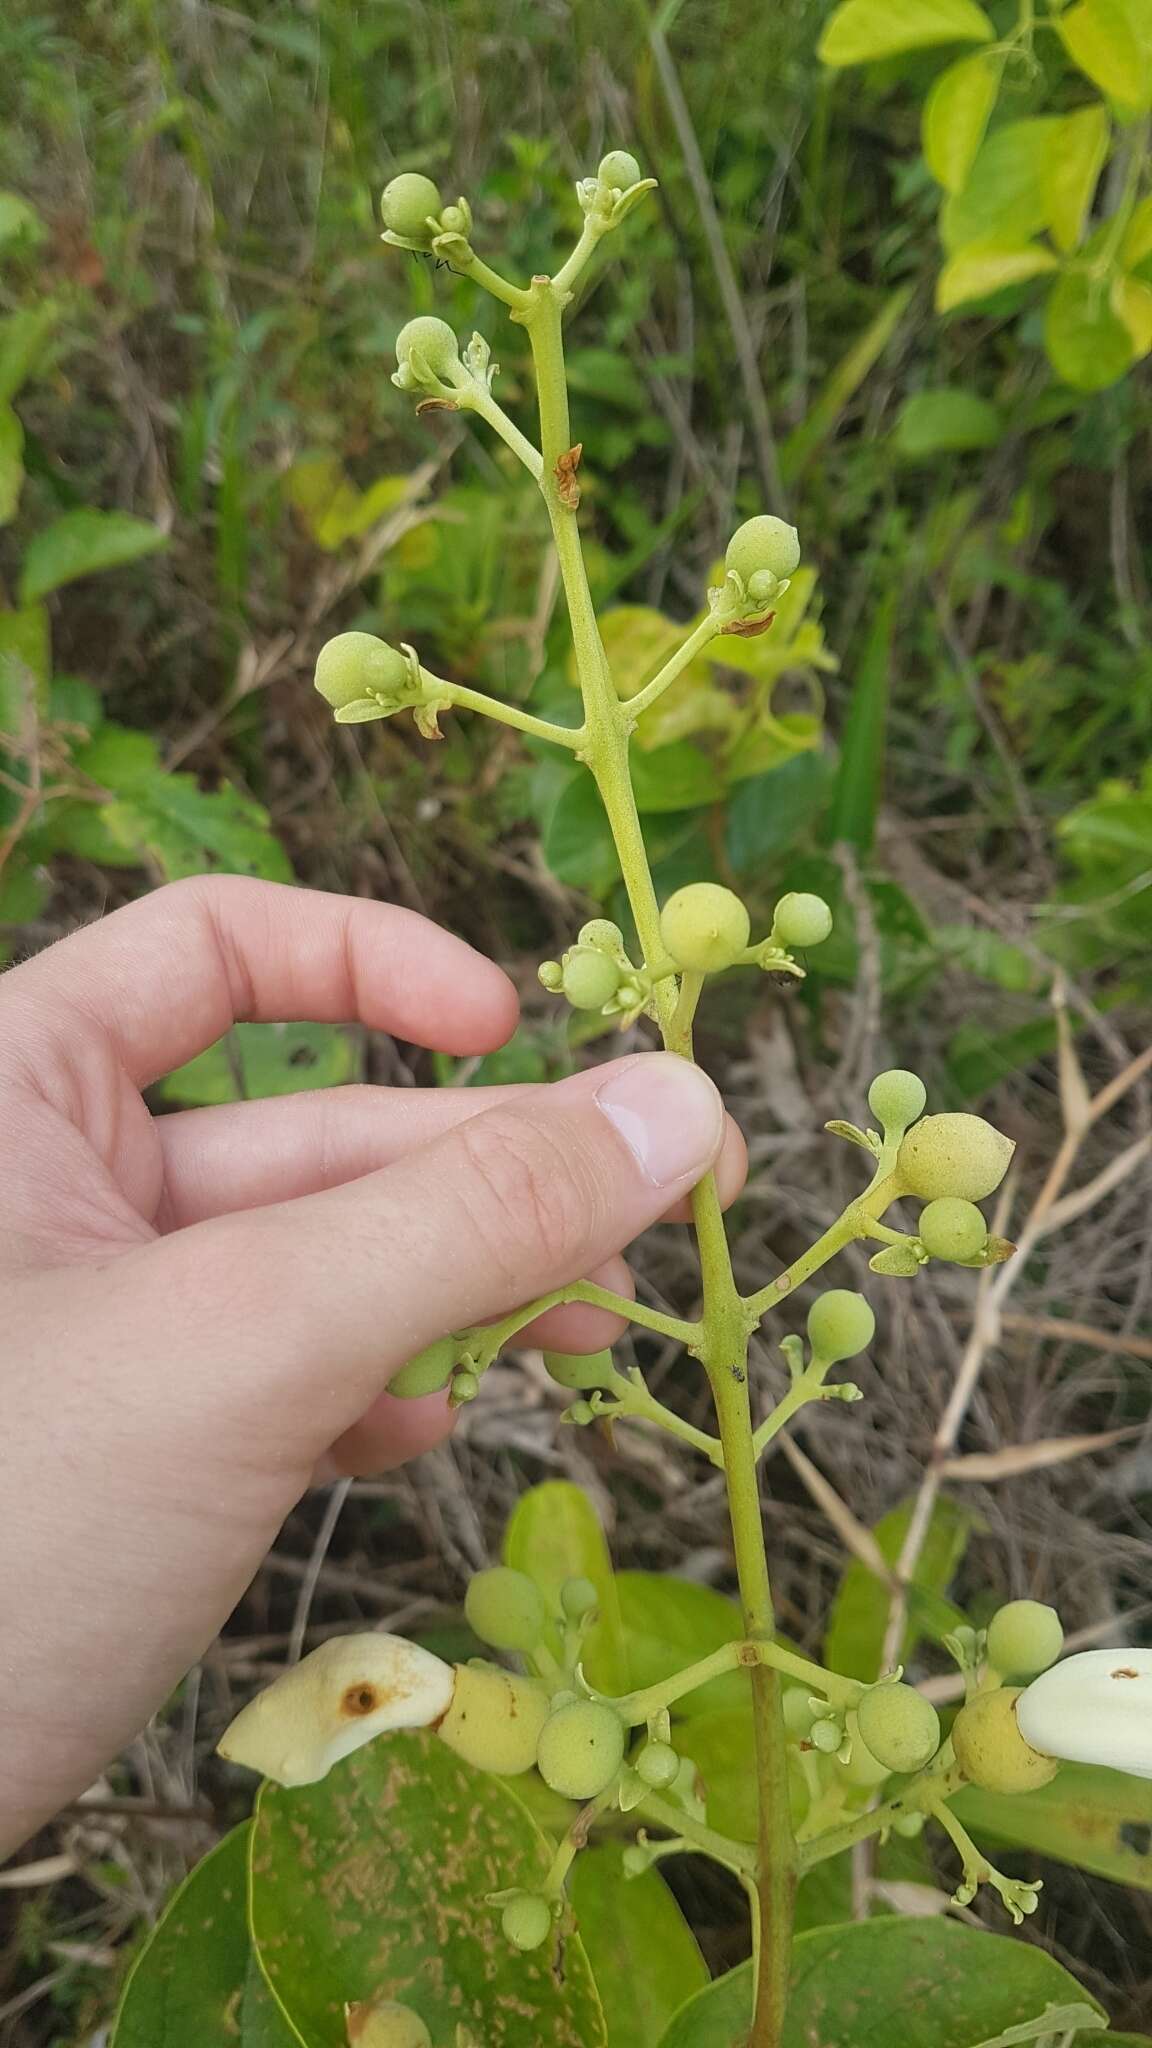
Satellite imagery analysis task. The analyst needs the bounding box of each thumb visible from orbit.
[156,1052,724,1455]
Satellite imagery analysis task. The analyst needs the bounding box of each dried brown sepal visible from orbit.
[416,396,460,414]
[725,610,776,639]
[555,442,584,509]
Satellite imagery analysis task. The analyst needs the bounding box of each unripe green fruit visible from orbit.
[389,1337,458,1398]
[561,1576,599,1621]
[437,1664,550,1776]
[810,1715,843,1754]
[896,1114,1015,1203]
[450,1370,479,1405]
[986,1601,1064,1679]
[315,633,408,711]
[536,1700,626,1799]
[636,1740,680,1789]
[561,948,621,1010]
[346,1999,432,2048]
[952,1686,1060,1794]
[659,883,751,973]
[543,1348,616,1392]
[772,891,833,949]
[465,1567,547,1653]
[782,1688,817,1736]
[598,149,641,189]
[380,172,443,239]
[746,569,780,606]
[501,1892,553,1951]
[918,1197,987,1263]
[806,1289,875,1365]
[841,1710,893,1788]
[578,918,624,953]
[725,515,801,588]
[395,315,461,378]
[438,203,468,235]
[855,1682,940,1774]
[867,1068,927,1133]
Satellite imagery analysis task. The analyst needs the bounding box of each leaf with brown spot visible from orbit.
[955,1761,1152,1892]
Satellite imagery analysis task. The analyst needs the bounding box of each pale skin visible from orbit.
[0,873,751,1857]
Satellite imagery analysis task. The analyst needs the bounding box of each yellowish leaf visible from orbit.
[1058,0,1152,112]
[1043,104,1111,252]
[936,237,1059,312]
[922,52,1002,193]
[819,0,993,67]
[1114,272,1152,355]
[1122,192,1152,268]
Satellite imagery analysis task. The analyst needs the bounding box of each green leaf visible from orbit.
[0,403,24,525]
[1058,0,1152,112]
[0,191,44,250]
[569,1846,708,2047]
[1122,192,1152,268]
[933,923,1044,993]
[543,775,620,897]
[503,1479,629,1693]
[954,1761,1152,1891]
[819,0,993,67]
[0,304,59,405]
[657,1918,1104,2047]
[1043,105,1111,253]
[825,588,895,854]
[62,721,292,882]
[157,1022,356,1106]
[614,1573,747,1718]
[937,239,1058,314]
[630,740,723,814]
[1044,267,1138,390]
[250,1731,607,2048]
[824,1495,972,1681]
[941,120,1061,252]
[673,1707,759,1842]
[781,289,913,480]
[922,52,1002,193]
[20,509,169,603]
[894,389,1003,456]
[112,1825,297,2048]
[725,750,833,872]
[946,1012,1061,1096]
[0,603,50,732]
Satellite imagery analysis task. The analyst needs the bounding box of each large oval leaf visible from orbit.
[570,1844,708,2047]
[823,1494,971,1681]
[819,0,993,67]
[657,1918,1104,2047]
[955,1761,1152,1891]
[250,1729,607,2048]
[504,1479,629,1692]
[614,1573,747,1717]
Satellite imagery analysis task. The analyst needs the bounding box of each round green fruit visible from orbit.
[315,633,408,711]
[896,1113,1015,1203]
[501,1891,553,1951]
[598,149,641,189]
[952,1686,1060,1794]
[395,315,461,379]
[772,891,832,949]
[346,1999,433,2048]
[389,1337,458,1399]
[806,1289,875,1365]
[577,918,624,954]
[536,1699,626,1799]
[437,1664,550,1776]
[659,883,751,973]
[867,1069,927,1134]
[465,1567,546,1653]
[855,1682,940,1774]
[986,1600,1064,1679]
[561,948,621,1010]
[841,1709,893,1788]
[543,1348,615,1392]
[918,1197,987,1263]
[380,172,443,240]
[725,515,801,588]
[635,1740,680,1789]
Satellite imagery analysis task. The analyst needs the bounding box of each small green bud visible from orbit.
[538,960,564,992]
[598,149,641,190]
[806,1289,875,1365]
[635,1739,680,1789]
[395,314,461,380]
[952,1687,1060,1795]
[782,1688,817,1736]
[561,1576,599,1621]
[438,202,469,235]
[536,1699,626,1799]
[746,569,780,606]
[379,172,443,240]
[918,1197,988,1263]
[544,1348,616,1392]
[501,1891,553,1951]
[621,1842,650,1877]
[896,1113,1015,1203]
[772,891,833,949]
[725,515,801,588]
[315,632,409,712]
[578,918,625,953]
[566,1399,596,1425]
[659,882,751,973]
[867,1069,927,1134]
[465,1567,547,1653]
[810,1715,843,1754]
[893,1810,925,1838]
[986,1600,1064,1679]
[389,1337,458,1398]
[562,948,622,1010]
[346,1997,432,2048]
[855,1681,940,1774]
[449,1368,480,1406]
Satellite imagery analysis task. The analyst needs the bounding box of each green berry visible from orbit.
[986,1600,1064,1679]
[380,172,443,240]
[561,948,621,1010]
[438,202,469,235]
[389,1337,458,1398]
[810,1715,842,1754]
[449,1369,479,1405]
[635,1739,680,1789]
[543,1349,616,1392]
[346,1998,433,2048]
[538,960,564,992]
[725,515,801,588]
[772,891,833,949]
[561,1577,599,1621]
[867,1069,927,1134]
[315,632,408,711]
[501,1891,553,1951]
[598,149,641,190]
[659,882,751,973]
[855,1682,940,1774]
[578,918,624,953]
[952,1687,1060,1794]
[806,1289,875,1365]
[841,1710,893,1788]
[897,1113,1015,1203]
[465,1567,546,1653]
[395,315,461,379]
[918,1197,987,1263]
[536,1700,626,1799]
[747,569,780,606]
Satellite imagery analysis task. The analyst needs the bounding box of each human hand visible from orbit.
[0,877,745,1852]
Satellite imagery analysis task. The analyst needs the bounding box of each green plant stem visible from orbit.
[553,220,605,298]
[460,385,545,479]
[751,1365,831,1459]
[563,1279,699,1344]
[638,1793,758,1879]
[419,667,582,750]
[453,246,531,311]
[602,1368,724,1466]
[796,1761,966,1872]
[524,270,796,2048]
[743,1175,903,1322]
[612,1637,861,1726]
[624,612,722,724]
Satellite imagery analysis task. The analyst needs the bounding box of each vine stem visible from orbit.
[522,275,795,2048]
